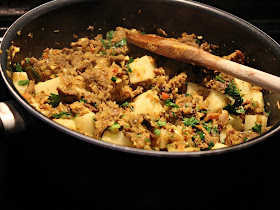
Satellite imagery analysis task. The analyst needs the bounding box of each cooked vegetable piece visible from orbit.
[132,90,163,118]
[186,82,209,96]
[211,143,228,150]
[74,112,96,137]
[206,90,232,113]
[35,76,62,95]
[128,55,156,84]
[244,115,267,133]
[53,118,77,130]
[101,130,133,147]
[12,72,29,93]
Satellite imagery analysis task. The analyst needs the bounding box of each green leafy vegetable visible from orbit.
[79,98,87,103]
[144,138,151,143]
[111,76,117,82]
[154,129,161,136]
[113,38,127,48]
[182,117,200,127]
[235,107,245,114]
[252,123,262,134]
[106,30,115,40]
[197,131,205,140]
[14,63,23,72]
[121,101,129,107]
[48,93,60,107]
[128,57,134,64]
[164,99,179,108]
[100,38,111,49]
[126,64,132,73]
[17,80,29,86]
[108,123,121,131]
[52,111,71,119]
[224,81,244,114]
[157,120,166,127]
[215,74,225,83]
[208,141,214,150]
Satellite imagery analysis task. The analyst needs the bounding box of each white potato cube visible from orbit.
[132,90,163,119]
[244,115,268,133]
[186,82,210,96]
[35,76,62,95]
[101,130,133,147]
[129,55,156,84]
[12,72,29,94]
[243,91,264,108]
[228,115,244,131]
[53,118,77,130]
[74,112,96,137]
[154,125,184,149]
[211,143,228,150]
[220,124,234,143]
[206,90,231,113]
[234,78,251,95]
[167,143,198,152]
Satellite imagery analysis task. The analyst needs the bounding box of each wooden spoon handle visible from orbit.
[127,33,280,93]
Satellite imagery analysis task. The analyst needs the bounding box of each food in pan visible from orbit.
[9,27,270,151]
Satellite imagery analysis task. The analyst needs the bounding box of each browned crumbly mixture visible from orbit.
[10,27,269,152]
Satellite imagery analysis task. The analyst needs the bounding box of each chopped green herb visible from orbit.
[108,123,121,131]
[202,122,212,133]
[252,123,262,134]
[121,101,129,107]
[182,117,200,127]
[99,51,107,55]
[185,81,189,85]
[48,93,60,107]
[106,30,115,40]
[154,129,161,136]
[197,131,205,140]
[213,126,218,133]
[52,111,71,119]
[14,63,23,72]
[126,64,132,73]
[111,76,117,82]
[195,38,202,45]
[79,98,87,103]
[224,81,244,114]
[17,79,29,86]
[236,107,245,114]
[140,31,147,35]
[215,74,225,83]
[157,120,166,127]
[164,99,179,108]
[208,141,214,149]
[100,38,111,49]
[113,38,127,48]
[26,57,30,63]
[128,57,134,64]
[144,138,151,143]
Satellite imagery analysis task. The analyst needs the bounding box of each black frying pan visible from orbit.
[1,0,280,156]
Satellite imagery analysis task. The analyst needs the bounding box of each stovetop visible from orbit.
[1,1,280,209]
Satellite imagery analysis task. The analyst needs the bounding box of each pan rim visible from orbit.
[1,0,280,157]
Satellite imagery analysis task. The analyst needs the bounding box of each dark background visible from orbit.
[1,0,280,209]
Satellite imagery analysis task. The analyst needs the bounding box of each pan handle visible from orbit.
[0,100,27,136]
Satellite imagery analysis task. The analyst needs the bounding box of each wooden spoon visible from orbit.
[126,32,280,93]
